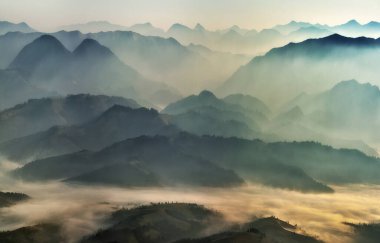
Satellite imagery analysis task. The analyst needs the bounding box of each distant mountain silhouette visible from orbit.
[273,21,315,34]
[129,22,165,36]
[60,20,129,33]
[331,19,380,37]
[223,93,271,116]
[220,34,380,107]
[284,80,380,146]
[0,20,35,35]
[288,26,332,42]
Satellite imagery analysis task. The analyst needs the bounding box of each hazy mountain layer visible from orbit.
[15,132,380,192]
[277,80,380,154]
[162,90,268,138]
[0,105,178,163]
[162,90,377,156]
[13,135,244,188]
[0,21,35,35]
[0,31,249,95]
[4,35,173,107]
[0,69,53,110]
[219,34,380,107]
[0,94,139,143]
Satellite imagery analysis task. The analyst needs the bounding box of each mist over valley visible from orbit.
[1,2,380,242]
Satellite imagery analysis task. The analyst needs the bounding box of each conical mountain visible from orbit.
[8,35,70,75]
[73,38,115,59]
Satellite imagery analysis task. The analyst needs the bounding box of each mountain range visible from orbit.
[0,94,139,143]
[0,21,35,35]
[0,30,249,96]
[1,16,380,243]
[162,89,378,156]
[0,105,178,163]
[57,19,380,54]
[219,34,380,107]
[162,90,268,139]
[10,128,380,192]
[277,80,380,149]
[1,34,175,108]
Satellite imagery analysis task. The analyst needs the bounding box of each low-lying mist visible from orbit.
[1,159,380,243]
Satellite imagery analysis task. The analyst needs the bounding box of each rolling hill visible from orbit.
[0,105,178,163]
[0,94,139,143]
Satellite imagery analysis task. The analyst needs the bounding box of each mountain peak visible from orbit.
[169,23,192,31]
[0,20,35,34]
[88,20,112,25]
[366,21,380,27]
[335,79,360,86]
[345,19,360,26]
[8,35,69,70]
[194,23,205,31]
[323,33,346,40]
[131,22,153,28]
[103,104,135,114]
[33,34,64,46]
[224,29,241,37]
[288,20,300,26]
[332,80,380,93]
[141,22,153,27]
[73,38,113,58]
[96,105,160,123]
[199,90,216,99]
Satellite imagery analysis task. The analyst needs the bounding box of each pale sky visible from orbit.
[1,0,380,31]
